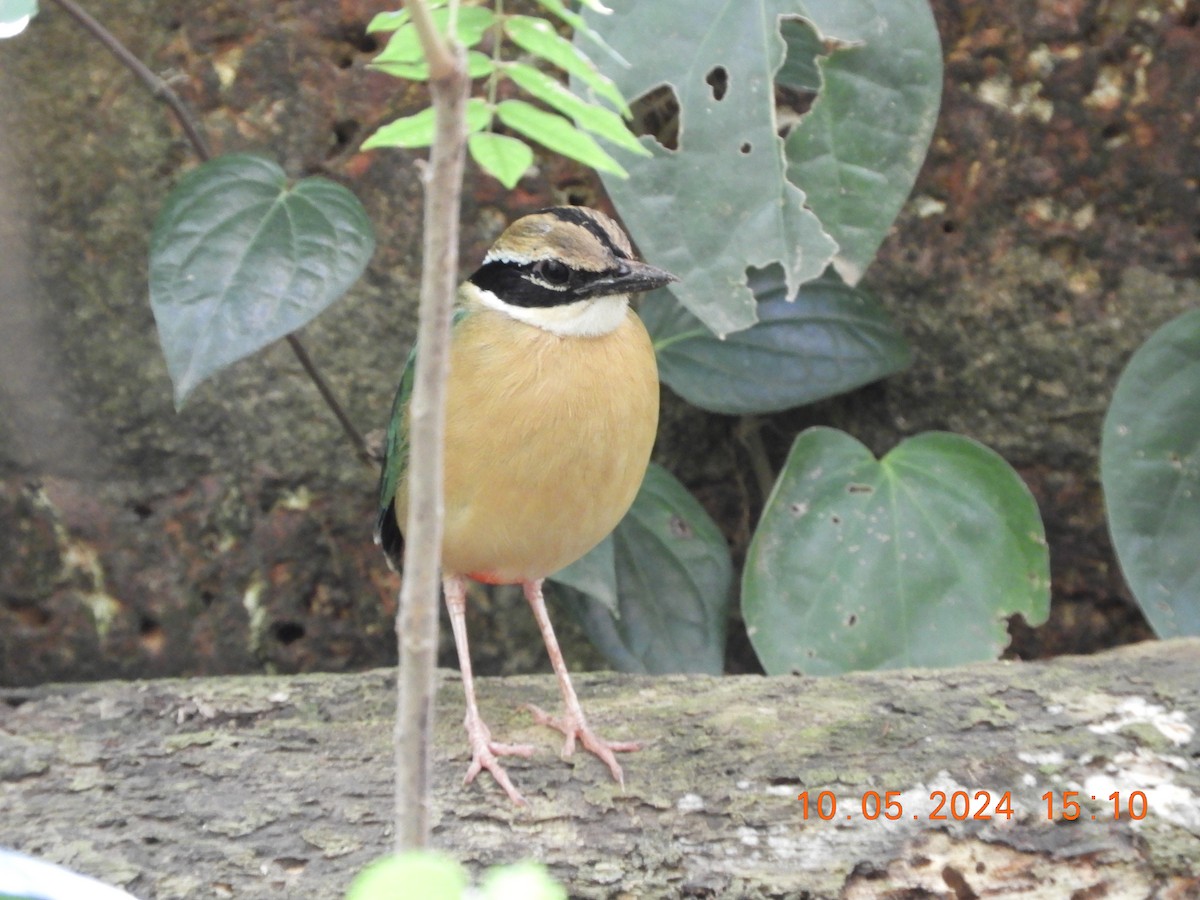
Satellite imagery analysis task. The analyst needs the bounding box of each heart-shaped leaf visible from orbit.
[644,266,911,414]
[149,154,374,407]
[551,464,731,674]
[1102,308,1200,637]
[744,428,1050,676]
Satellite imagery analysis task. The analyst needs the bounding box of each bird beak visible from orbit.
[585,260,678,297]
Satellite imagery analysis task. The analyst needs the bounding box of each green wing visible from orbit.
[373,307,469,568]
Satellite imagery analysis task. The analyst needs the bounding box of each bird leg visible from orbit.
[443,575,534,805]
[521,578,640,787]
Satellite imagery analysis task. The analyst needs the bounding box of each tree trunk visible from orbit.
[3,638,1198,898]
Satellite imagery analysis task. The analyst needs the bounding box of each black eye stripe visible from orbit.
[471,260,581,307]
[470,257,638,308]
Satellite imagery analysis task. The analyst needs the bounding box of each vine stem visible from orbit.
[48,0,373,465]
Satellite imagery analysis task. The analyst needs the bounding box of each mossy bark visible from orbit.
[3,639,1198,898]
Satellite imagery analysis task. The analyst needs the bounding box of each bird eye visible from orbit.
[532,259,571,286]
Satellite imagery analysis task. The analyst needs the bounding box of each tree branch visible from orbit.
[393,0,470,851]
[2,639,1196,897]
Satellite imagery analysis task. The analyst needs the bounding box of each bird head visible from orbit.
[466,207,677,337]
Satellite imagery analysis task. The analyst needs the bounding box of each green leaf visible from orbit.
[743,429,1050,676]
[505,63,648,156]
[366,2,450,35]
[346,852,467,900]
[645,266,911,414]
[551,534,618,616]
[480,862,567,900]
[363,98,492,150]
[149,154,374,408]
[504,15,628,114]
[552,464,731,674]
[579,1,939,337]
[495,99,627,177]
[531,0,628,68]
[1102,308,1200,638]
[784,1,943,284]
[468,132,534,188]
[776,18,822,91]
[372,6,495,64]
[371,49,494,82]
[366,9,409,34]
[0,0,36,38]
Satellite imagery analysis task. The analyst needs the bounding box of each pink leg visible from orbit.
[443,575,534,805]
[521,578,640,787]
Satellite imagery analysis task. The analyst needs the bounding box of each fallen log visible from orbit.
[2,639,1198,898]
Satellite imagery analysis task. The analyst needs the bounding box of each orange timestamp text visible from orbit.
[797,789,1149,822]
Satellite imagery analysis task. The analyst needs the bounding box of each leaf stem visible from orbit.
[652,327,710,354]
[736,416,777,503]
[285,335,373,465]
[48,0,374,465]
[487,0,505,112]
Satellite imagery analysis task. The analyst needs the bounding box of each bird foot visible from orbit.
[523,703,640,787]
[462,713,535,806]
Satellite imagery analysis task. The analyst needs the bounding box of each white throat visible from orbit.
[473,287,629,337]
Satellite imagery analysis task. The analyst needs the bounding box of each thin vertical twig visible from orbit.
[48,0,373,464]
[393,0,468,851]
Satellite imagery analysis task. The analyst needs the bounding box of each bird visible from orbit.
[375,206,675,804]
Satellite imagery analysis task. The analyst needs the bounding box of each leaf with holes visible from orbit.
[1102,308,1200,638]
[784,3,942,284]
[645,266,910,414]
[550,464,731,674]
[743,428,1050,676]
[579,1,941,336]
[149,154,374,407]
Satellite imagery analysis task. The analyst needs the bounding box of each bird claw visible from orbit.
[523,703,640,787]
[462,713,535,805]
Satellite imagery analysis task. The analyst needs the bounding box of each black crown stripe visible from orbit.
[538,207,630,260]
